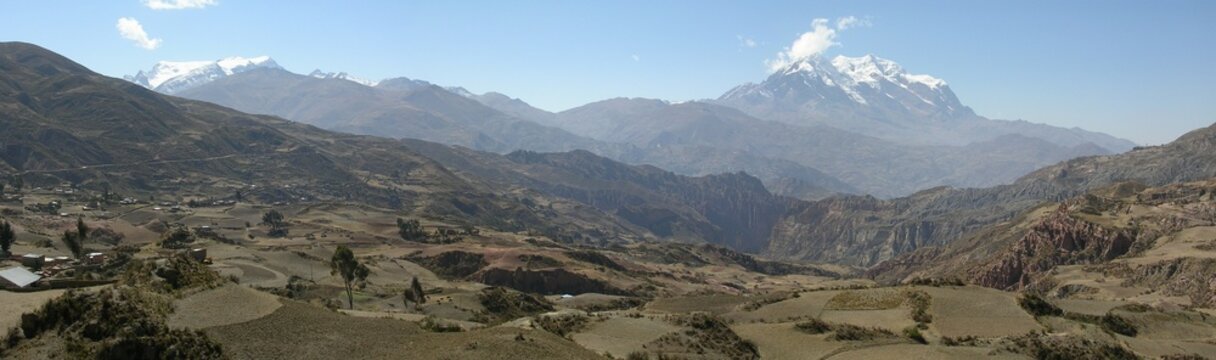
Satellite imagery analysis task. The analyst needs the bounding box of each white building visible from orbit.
[0,266,41,288]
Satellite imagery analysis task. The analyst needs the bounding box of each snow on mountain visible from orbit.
[125,56,281,94]
[308,70,379,87]
[715,54,1136,152]
[445,86,476,98]
[717,54,972,125]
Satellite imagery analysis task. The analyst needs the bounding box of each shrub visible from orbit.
[478,287,554,323]
[830,324,896,341]
[420,317,463,333]
[159,225,194,249]
[120,255,224,294]
[8,287,223,359]
[1018,294,1063,317]
[535,313,589,337]
[904,289,933,324]
[1004,332,1138,360]
[793,319,832,334]
[794,318,896,341]
[1099,314,1138,337]
[903,326,927,344]
[941,335,979,347]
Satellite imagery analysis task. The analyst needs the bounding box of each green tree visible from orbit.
[0,220,15,255]
[261,210,287,237]
[76,217,90,241]
[396,218,426,242]
[99,182,111,203]
[404,276,427,310]
[160,225,194,249]
[62,230,82,259]
[330,246,369,309]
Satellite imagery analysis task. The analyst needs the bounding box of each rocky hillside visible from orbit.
[769,122,1216,267]
[868,178,1216,306]
[0,42,722,244]
[402,140,795,251]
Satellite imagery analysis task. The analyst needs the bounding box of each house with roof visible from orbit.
[0,266,42,289]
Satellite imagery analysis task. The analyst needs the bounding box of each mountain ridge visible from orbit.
[715,54,1137,152]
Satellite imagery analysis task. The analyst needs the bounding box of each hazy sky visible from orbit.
[3,1,1214,145]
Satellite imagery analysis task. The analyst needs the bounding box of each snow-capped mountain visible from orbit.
[444,86,476,98]
[125,56,281,94]
[715,54,1135,151]
[307,70,379,87]
[718,54,974,125]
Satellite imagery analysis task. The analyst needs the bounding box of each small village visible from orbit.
[0,181,273,293]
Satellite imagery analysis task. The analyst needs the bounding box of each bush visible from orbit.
[1018,294,1063,317]
[794,319,833,334]
[1004,332,1138,360]
[1099,314,1138,337]
[159,225,194,249]
[794,318,897,341]
[903,326,926,344]
[830,324,896,341]
[420,317,463,333]
[906,277,965,287]
[941,335,979,347]
[8,287,223,359]
[120,255,224,294]
[535,313,588,337]
[478,287,554,323]
[904,289,932,324]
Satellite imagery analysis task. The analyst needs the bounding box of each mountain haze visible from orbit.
[767,122,1216,267]
[716,54,1137,152]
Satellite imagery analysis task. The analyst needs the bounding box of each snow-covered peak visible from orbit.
[718,53,971,121]
[831,55,946,90]
[216,56,275,75]
[142,60,212,88]
[126,56,281,94]
[308,69,379,87]
[445,86,476,98]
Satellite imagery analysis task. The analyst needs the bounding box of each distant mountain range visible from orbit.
[124,56,282,94]
[715,55,1136,152]
[165,67,854,199]
[0,42,795,250]
[11,41,1216,280]
[125,53,1135,199]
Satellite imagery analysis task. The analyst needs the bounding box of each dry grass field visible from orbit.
[922,286,1041,338]
[731,322,847,360]
[168,285,282,329]
[0,289,70,330]
[570,315,680,357]
[207,300,605,360]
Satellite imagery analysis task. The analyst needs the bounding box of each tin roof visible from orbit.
[0,267,41,288]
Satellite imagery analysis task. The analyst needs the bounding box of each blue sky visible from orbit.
[3,1,1214,145]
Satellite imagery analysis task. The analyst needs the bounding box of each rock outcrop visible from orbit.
[971,205,1134,290]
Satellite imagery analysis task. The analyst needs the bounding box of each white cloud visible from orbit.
[736,35,757,48]
[143,0,217,10]
[632,54,640,62]
[836,16,871,30]
[116,17,162,50]
[765,16,869,72]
